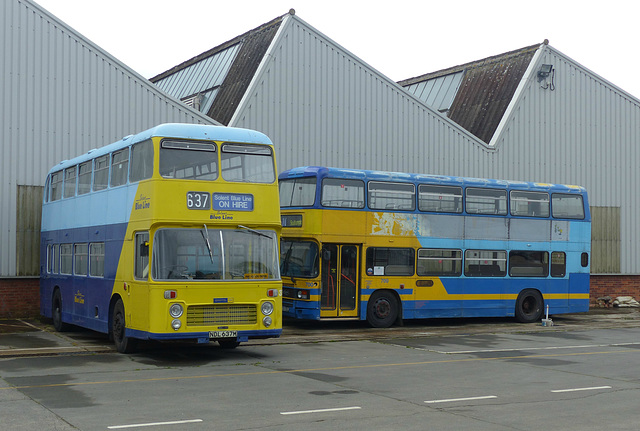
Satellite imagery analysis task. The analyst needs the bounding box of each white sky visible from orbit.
[34,0,640,98]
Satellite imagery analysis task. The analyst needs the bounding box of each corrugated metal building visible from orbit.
[1,0,216,316]
[152,11,640,295]
[5,5,639,316]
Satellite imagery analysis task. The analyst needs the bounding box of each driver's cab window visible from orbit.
[135,232,150,280]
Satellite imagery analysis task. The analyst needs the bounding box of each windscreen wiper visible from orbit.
[281,242,295,283]
[237,225,271,239]
[201,224,214,264]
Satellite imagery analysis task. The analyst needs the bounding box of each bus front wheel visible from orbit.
[112,299,138,353]
[515,289,543,323]
[366,291,398,328]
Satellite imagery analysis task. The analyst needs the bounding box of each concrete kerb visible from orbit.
[0,319,114,358]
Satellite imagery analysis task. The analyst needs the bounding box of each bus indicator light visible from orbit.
[164,290,177,299]
[267,289,279,297]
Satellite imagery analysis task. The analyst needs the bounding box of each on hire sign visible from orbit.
[213,193,254,211]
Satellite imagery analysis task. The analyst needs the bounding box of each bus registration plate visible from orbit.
[209,330,237,338]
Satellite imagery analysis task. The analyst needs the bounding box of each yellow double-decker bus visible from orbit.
[41,124,282,352]
[279,166,591,328]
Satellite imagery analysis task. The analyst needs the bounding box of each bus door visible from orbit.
[127,232,151,329]
[320,244,359,318]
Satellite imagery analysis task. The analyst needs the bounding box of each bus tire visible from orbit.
[366,290,398,328]
[112,298,138,354]
[515,289,544,323]
[52,289,70,332]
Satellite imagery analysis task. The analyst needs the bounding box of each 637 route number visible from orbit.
[187,191,210,210]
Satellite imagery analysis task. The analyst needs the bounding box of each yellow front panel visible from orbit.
[112,137,281,337]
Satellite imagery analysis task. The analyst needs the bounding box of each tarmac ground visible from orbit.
[1,307,639,358]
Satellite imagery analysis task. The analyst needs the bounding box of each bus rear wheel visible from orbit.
[366,291,398,328]
[112,299,138,353]
[515,289,543,323]
[52,289,70,332]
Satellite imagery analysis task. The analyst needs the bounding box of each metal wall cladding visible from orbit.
[230,15,490,177]
[231,15,640,274]
[0,0,215,276]
[494,48,640,273]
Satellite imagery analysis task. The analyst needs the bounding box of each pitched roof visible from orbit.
[151,13,287,125]
[399,42,544,143]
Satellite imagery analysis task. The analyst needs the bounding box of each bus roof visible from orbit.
[278,166,587,194]
[47,123,273,174]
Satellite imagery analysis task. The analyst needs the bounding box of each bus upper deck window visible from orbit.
[160,140,218,180]
[552,193,585,219]
[279,177,317,207]
[321,178,365,208]
[221,143,275,183]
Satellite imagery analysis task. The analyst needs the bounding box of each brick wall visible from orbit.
[0,276,638,318]
[0,278,40,318]
[590,275,640,306]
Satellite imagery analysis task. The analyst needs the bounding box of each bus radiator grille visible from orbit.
[187,304,258,326]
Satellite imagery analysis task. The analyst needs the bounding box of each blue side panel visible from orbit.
[569,272,590,312]
[285,273,589,322]
[40,222,129,334]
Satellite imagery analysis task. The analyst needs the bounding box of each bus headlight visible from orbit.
[261,301,274,316]
[263,316,272,327]
[171,319,182,330]
[169,303,183,318]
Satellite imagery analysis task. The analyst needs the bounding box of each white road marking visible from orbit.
[280,406,361,415]
[429,342,640,354]
[551,386,612,393]
[107,419,203,429]
[425,395,497,404]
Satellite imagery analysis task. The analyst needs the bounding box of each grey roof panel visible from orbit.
[153,43,241,101]
[399,43,540,143]
[151,15,285,125]
[404,71,464,113]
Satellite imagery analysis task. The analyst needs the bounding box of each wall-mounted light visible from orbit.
[538,64,553,80]
[538,64,555,91]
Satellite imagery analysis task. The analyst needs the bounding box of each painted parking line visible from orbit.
[107,419,203,429]
[425,395,497,404]
[280,406,361,415]
[550,386,612,393]
[430,342,640,355]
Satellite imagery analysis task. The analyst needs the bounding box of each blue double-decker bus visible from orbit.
[279,166,591,327]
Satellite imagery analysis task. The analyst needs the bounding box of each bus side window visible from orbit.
[78,161,92,195]
[130,140,154,183]
[551,251,566,277]
[111,148,130,187]
[64,165,77,198]
[135,232,150,280]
